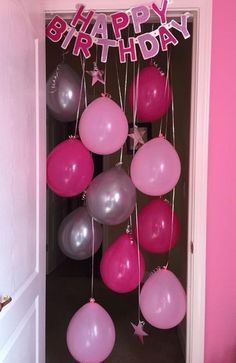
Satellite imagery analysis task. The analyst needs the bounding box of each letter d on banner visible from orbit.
[137,33,160,59]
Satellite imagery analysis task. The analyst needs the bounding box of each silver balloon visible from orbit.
[86,165,136,225]
[46,63,83,122]
[58,207,102,260]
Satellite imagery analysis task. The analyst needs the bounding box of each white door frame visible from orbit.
[43,1,212,362]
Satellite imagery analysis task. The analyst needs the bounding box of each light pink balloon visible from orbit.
[140,268,186,329]
[67,300,115,363]
[130,136,181,196]
[79,95,128,155]
[100,232,145,293]
[47,138,94,197]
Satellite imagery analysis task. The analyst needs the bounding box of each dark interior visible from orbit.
[46,19,192,363]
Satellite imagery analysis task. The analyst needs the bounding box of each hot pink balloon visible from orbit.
[100,232,145,293]
[47,138,94,197]
[140,268,186,329]
[67,299,115,363]
[135,198,180,253]
[130,136,181,196]
[79,95,128,155]
[128,64,172,122]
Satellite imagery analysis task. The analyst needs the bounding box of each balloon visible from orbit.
[67,299,115,363]
[79,95,128,155]
[100,232,145,293]
[58,206,102,260]
[86,165,136,225]
[47,138,94,197]
[130,136,181,196]
[135,198,180,253]
[140,268,186,329]
[46,63,84,122]
[128,64,172,122]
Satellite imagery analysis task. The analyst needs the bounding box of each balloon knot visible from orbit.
[89,298,95,303]
[101,92,111,99]
[81,190,87,201]
[115,161,123,167]
[150,266,161,275]
[68,135,79,139]
[126,224,133,235]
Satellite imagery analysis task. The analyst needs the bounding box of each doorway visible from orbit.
[45,14,192,363]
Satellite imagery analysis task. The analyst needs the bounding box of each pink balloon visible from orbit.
[128,64,172,122]
[140,268,186,329]
[100,232,145,293]
[130,136,181,196]
[79,95,128,155]
[135,198,180,253]
[67,300,115,363]
[47,138,94,197]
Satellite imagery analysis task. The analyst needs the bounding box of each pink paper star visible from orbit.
[86,62,105,86]
[128,126,146,150]
[131,321,148,344]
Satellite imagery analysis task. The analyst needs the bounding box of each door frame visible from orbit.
[43,1,212,362]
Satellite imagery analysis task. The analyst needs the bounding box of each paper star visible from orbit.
[128,126,146,150]
[86,62,105,86]
[131,321,148,344]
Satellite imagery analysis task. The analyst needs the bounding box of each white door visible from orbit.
[0,1,46,362]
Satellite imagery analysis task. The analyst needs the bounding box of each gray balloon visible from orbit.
[58,207,102,260]
[86,165,136,225]
[47,63,83,122]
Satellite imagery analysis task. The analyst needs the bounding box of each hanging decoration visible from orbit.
[65,209,116,363]
[46,63,84,122]
[46,1,190,63]
[79,94,129,155]
[86,61,105,86]
[86,164,136,225]
[47,137,94,197]
[100,231,145,293]
[130,135,181,196]
[135,198,180,253]
[140,268,186,329]
[128,125,146,149]
[58,206,102,260]
[131,321,148,344]
[45,0,189,356]
[128,63,172,122]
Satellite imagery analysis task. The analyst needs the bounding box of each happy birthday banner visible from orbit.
[46,0,191,63]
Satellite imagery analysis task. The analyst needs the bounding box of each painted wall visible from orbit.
[205,1,236,362]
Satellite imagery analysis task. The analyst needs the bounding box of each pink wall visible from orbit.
[205,1,236,362]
